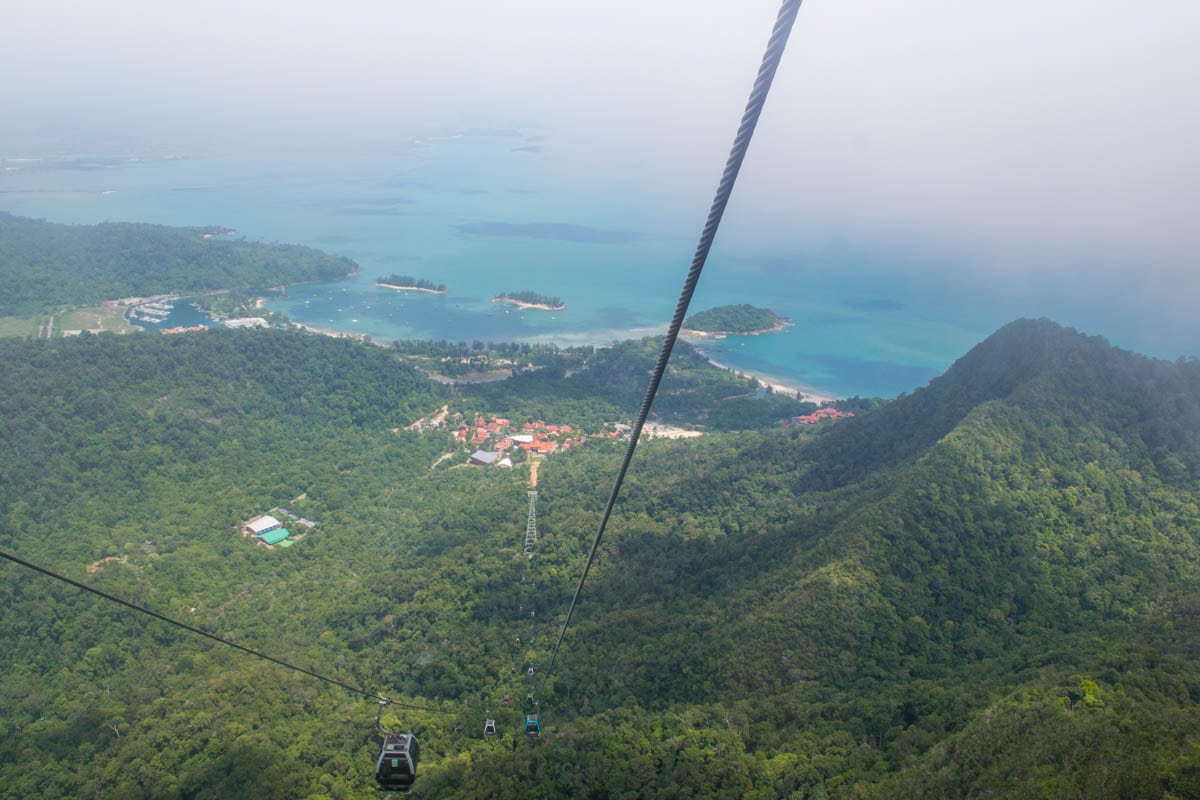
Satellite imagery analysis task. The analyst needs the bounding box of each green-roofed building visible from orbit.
[258,528,291,546]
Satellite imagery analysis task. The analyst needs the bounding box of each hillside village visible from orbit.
[406,405,633,468]
[790,406,855,424]
[407,401,857,470]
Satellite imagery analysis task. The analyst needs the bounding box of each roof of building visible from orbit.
[510,434,534,444]
[258,528,291,545]
[224,317,269,328]
[470,450,502,465]
[245,515,282,534]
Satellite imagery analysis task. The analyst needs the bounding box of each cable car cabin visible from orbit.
[375,733,419,792]
[524,714,541,737]
[484,718,497,736]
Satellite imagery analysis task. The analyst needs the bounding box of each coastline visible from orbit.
[377,282,448,294]
[248,290,840,400]
[293,322,372,343]
[681,317,792,338]
[491,297,567,312]
[704,356,835,405]
[270,298,833,400]
[289,322,835,401]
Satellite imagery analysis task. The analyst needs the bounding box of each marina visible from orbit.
[125,299,215,332]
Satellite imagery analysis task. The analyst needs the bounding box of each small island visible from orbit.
[376,274,448,294]
[492,291,566,311]
[683,304,790,336]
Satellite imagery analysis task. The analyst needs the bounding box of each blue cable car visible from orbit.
[375,732,419,792]
[525,714,541,737]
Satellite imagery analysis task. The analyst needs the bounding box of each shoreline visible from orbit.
[259,288,838,400]
[293,322,373,343]
[491,297,567,312]
[704,356,836,405]
[681,318,792,339]
[255,311,842,402]
[377,282,448,295]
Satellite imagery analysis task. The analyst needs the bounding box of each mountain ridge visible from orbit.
[798,317,1200,491]
[2,319,1200,797]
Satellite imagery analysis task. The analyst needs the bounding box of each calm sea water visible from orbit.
[2,132,1184,398]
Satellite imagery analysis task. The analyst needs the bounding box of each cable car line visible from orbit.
[0,547,430,711]
[536,0,804,697]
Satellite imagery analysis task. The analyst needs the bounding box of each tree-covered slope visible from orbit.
[2,320,1200,798]
[802,317,1200,490]
[479,318,1200,797]
[0,212,356,315]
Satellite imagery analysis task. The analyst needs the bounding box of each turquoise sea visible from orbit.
[2,132,1189,398]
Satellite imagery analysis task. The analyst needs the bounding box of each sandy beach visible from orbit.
[705,357,835,405]
[491,297,567,311]
[294,322,369,342]
[681,317,792,339]
[377,283,448,294]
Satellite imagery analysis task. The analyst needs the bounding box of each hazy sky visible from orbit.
[4,0,1198,308]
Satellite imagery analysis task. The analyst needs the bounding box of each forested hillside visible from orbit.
[0,213,356,315]
[2,320,1200,798]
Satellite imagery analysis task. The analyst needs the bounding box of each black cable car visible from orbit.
[524,714,541,737]
[375,732,419,792]
[483,718,497,736]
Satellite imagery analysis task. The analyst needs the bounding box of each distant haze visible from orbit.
[4,0,1198,351]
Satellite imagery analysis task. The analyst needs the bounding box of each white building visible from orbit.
[242,515,282,536]
[224,317,269,329]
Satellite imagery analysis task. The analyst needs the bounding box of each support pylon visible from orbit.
[524,490,537,555]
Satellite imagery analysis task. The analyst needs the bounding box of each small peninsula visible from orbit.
[492,291,566,311]
[0,212,357,318]
[683,304,789,336]
[376,274,448,294]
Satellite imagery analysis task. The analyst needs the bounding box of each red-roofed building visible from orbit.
[794,407,855,425]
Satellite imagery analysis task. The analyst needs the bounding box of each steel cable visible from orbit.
[538,0,805,696]
[0,548,430,711]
